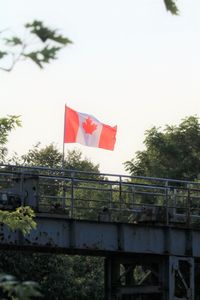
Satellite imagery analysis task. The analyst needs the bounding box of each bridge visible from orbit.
[0,164,200,299]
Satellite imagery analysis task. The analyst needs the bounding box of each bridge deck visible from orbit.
[0,214,200,257]
[0,164,200,257]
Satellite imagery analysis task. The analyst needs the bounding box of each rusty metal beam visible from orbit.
[0,215,200,258]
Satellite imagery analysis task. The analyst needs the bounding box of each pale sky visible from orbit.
[1,0,200,175]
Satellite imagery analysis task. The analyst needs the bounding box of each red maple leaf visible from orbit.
[82,117,97,134]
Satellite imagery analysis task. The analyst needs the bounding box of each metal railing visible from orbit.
[0,164,200,226]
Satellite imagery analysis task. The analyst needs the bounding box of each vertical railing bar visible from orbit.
[132,186,134,206]
[36,176,40,212]
[109,183,113,210]
[110,183,114,222]
[61,167,66,211]
[165,180,169,225]
[119,176,122,221]
[187,183,191,227]
[62,178,66,211]
[20,169,24,206]
[71,172,74,219]
[173,188,177,221]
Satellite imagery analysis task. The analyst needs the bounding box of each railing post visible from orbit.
[132,185,135,206]
[20,169,24,206]
[119,176,122,222]
[62,184,66,211]
[186,184,191,227]
[165,181,169,225]
[70,172,74,219]
[109,183,113,210]
[172,189,177,220]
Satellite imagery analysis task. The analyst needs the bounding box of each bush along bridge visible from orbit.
[0,164,200,299]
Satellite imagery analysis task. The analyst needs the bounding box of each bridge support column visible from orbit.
[166,256,194,300]
[105,258,121,300]
[104,256,195,300]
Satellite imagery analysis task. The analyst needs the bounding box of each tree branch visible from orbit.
[0,20,72,72]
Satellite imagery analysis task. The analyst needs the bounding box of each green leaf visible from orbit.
[46,34,72,45]
[4,36,23,46]
[23,51,43,68]
[25,20,54,42]
[0,51,7,59]
[24,46,61,68]
[25,20,72,45]
[164,0,179,15]
[40,46,61,62]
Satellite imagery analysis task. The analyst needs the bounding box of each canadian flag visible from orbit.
[64,105,117,150]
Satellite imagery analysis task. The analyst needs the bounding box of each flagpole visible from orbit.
[62,104,67,211]
[62,104,67,169]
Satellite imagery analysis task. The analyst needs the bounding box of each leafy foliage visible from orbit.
[19,144,100,173]
[0,252,104,300]
[0,115,36,237]
[124,116,200,180]
[0,20,72,72]
[64,149,100,173]
[21,143,63,168]
[0,115,21,163]
[0,207,36,235]
[0,274,42,299]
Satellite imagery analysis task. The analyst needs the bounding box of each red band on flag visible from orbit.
[64,106,79,143]
[64,105,117,151]
[99,124,117,151]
